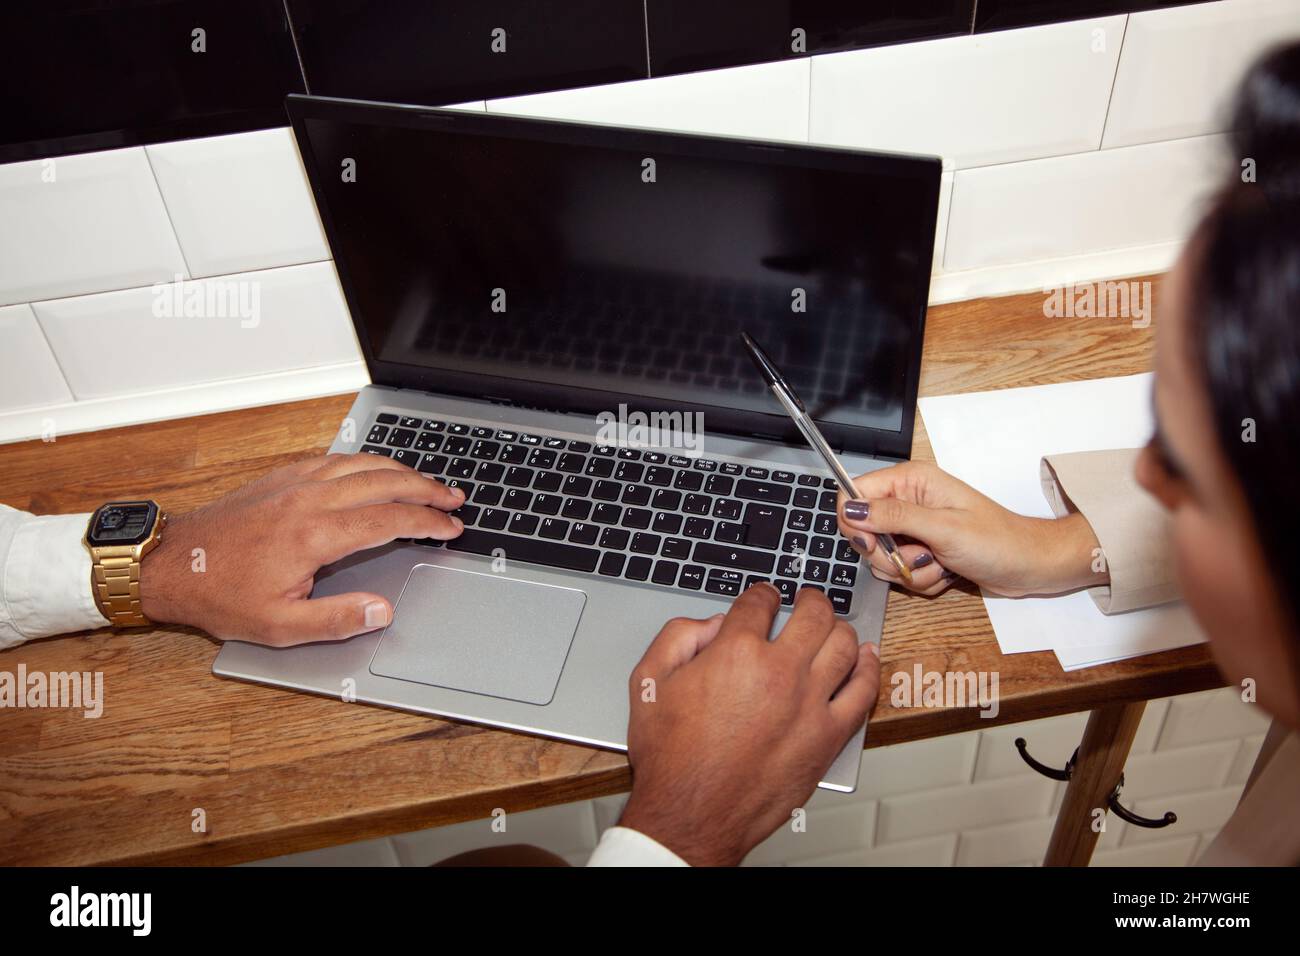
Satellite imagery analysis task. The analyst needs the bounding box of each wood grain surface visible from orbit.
[0,274,1222,865]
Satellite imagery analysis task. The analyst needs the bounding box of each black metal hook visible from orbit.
[1014,738,1177,829]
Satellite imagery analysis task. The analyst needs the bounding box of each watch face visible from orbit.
[88,501,158,546]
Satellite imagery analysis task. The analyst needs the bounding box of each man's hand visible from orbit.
[138,453,465,645]
[618,584,880,866]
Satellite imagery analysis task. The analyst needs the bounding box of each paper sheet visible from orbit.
[917,373,1205,669]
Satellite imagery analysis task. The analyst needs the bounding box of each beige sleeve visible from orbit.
[1039,448,1179,614]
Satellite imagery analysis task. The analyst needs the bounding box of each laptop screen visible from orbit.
[291,96,940,458]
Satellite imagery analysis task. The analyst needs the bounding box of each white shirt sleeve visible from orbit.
[586,826,691,867]
[0,505,108,650]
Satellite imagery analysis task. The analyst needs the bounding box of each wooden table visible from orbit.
[0,275,1222,865]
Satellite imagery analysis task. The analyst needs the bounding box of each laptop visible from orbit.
[213,93,941,791]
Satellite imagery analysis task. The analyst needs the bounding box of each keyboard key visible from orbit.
[447,458,476,478]
[819,491,838,512]
[539,517,569,540]
[814,514,838,535]
[593,444,616,457]
[625,556,652,581]
[615,462,644,482]
[651,489,681,510]
[673,470,703,491]
[414,431,444,452]
[475,462,505,483]
[774,579,797,605]
[704,474,733,496]
[836,539,860,562]
[502,489,533,511]
[621,484,651,506]
[705,571,741,596]
[741,502,785,550]
[366,424,390,444]
[533,472,563,493]
[361,444,391,457]
[569,522,599,545]
[652,560,680,586]
[470,440,500,460]
[593,503,622,524]
[586,457,615,478]
[479,507,509,530]
[447,529,599,572]
[831,564,857,587]
[561,475,592,497]
[810,537,834,559]
[802,583,826,594]
[679,565,705,589]
[693,459,718,472]
[448,423,470,435]
[568,440,592,453]
[600,527,630,550]
[500,444,529,465]
[557,453,585,474]
[495,429,517,442]
[473,484,504,506]
[562,498,592,521]
[745,466,769,479]
[399,416,423,429]
[471,426,494,438]
[622,508,652,530]
[451,504,480,527]
[599,552,626,576]
[387,428,417,449]
[712,498,742,521]
[652,512,683,535]
[617,448,642,461]
[823,478,838,489]
[532,494,562,516]
[736,479,791,505]
[772,471,796,483]
[788,510,813,532]
[793,488,818,509]
[509,513,539,536]
[375,413,398,425]
[527,449,557,469]
[504,467,534,487]
[693,542,775,574]
[683,517,714,539]
[417,453,446,473]
[543,437,567,450]
[443,436,471,456]
[644,466,673,487]
[662,537,691,559]
[643,452,666,464]
[804,561,830,583]
[828,588,854,615]
[444,478,473,499]
[745,575,770,591]
[423,419,446,432]
[592,480,621,501]
[720,462,743,476]
[776,554,803,577]
[797,474,820,487]
[518,433,541,445]
[668,455,692,468]
[630,532,660,554]
[783,532,809,553]
[392,449,420,468]
[683,493,711,515]
[715,522,745,544]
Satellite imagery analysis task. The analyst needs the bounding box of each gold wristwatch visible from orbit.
[84,501,167,628]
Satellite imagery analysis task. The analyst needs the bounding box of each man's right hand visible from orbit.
[138,453,466,645]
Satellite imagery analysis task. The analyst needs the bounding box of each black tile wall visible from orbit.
[646,0,975,76]
[975,0,1216,33]
[0,0,304,164]
[287,0,648,105]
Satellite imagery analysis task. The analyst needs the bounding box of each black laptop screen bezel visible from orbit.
[287,94,939,460]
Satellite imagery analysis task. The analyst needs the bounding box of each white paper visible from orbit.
[918,373,1205,666]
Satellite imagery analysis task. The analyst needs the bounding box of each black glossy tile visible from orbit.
[975,0,1216,33]
[647,0,974,77]
[287,0,648,105]
[0,0,304,165]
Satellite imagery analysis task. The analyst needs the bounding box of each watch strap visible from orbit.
[91,547,150,627]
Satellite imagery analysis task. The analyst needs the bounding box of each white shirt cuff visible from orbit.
[586,826,691,867]
[0,511,107,650]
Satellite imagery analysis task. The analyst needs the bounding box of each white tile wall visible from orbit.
[0,147,187,307]
[488,59,812,142]
[32,261,361,399]
[1157,686,1271,748]
[809,17,1124,168]
[0,304,73,410]
[1102,0,1300,149]
[943,132,1228,272]
[147,128,328,278]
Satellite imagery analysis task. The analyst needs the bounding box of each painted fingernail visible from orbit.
[364,602,389,629]
[912,552,934,570]
[843,500,870,521]
[941,569,959,580]
[852,535,871,553]
[866,642,880,658]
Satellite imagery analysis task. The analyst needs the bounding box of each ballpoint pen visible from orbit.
[740,331,914,584]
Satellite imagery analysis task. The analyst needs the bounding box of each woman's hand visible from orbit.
[837,460,1103,597]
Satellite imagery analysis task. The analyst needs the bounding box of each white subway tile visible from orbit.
[791,833,958,867]
[744,802,876,866]
[1123,786,1242,845]
[0,148,186,307]
[956,816,1055,866]
[876,774,1056,844]
[1226,734,1265,786]
[592,793,629,833]
[1132,696,1171,753]
[147,129,328,279]
[944,133,1227,271]
[390,802,599,866]
[1092,835,1199,866]
[933,170,954,274]
[974,711,1088,781]
[854,731,979,799]
[32,262,362,399]
[1103,0,1300,149]
[1157,687,1272,749]
[488,59,811,142]
[0,304,73,411]
[1120,740,1238,799]
[810,18,1124,169]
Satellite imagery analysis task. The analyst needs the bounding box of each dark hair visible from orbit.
[1186,41,1300,643]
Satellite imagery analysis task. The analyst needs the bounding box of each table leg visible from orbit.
[1043,700,1146,866]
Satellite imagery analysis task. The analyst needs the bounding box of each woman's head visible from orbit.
[1137,41,1300,728]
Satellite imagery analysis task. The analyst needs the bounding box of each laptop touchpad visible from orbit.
[369,564,585,706]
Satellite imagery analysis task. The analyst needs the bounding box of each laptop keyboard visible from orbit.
[361,410,863,615]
